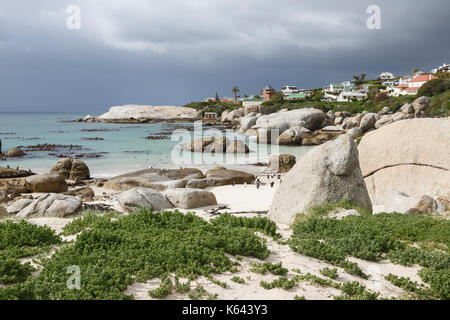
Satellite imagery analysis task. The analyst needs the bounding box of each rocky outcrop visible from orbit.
[254,108,326,134]
[359,118,450,206]
[265,154,296,173]
[117,187,173,212]
[63,186,95,201]
[50,158,90,181]
[269,135,372,225]
[15,193,82,218]
[7,198,34,214]
[103,168,204,191]
[95,105,201,123]
[205,167,255,185]
[163,188,217,209]
[4,147,25,157]
[181,137,250,154]
[0,167,34,179]
[25,173,68,193]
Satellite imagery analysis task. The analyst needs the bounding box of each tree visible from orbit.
[215,92,220,102]
[232,86,240,102]
[352,73,367,87]
[411,68,420,74]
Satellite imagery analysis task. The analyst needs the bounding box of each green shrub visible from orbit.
[0,210,269,300]
[231,276,245,284]
[320,267,339,280]
[417,79,450,97]
[211,213,280,239]
[250,262,288,275]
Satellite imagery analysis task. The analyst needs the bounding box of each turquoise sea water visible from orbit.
[0,113,313,178]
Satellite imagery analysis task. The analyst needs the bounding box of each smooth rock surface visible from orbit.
[117,187,173,212]
[163,188,217,209]
[269,135,372,225]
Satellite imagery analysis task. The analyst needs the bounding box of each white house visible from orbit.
[378,72,395,81]
[281,86,300,96]
[337,91,368,102]
[431,63,450,74]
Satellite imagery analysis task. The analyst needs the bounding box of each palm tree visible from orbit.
[232,86,240,102]
[352,73,367,87]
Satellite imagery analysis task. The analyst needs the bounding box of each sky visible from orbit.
[0,0,449,112]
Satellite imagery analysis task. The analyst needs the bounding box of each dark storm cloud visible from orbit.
[0,0,448,112]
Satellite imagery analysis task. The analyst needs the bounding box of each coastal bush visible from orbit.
[230,276,245,284]
[417,79,450,97]
[60,210,120,236]
[320,267,339,280]
[0,210,270,300]
[0,220,61,284]
[250,262,288,276]
[290,206,450,299]
[211,213,280,239]
[260,277,297,290]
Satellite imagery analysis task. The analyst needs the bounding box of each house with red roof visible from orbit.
[392,73,437,96]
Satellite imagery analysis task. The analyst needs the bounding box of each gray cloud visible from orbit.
[0,0,448,112]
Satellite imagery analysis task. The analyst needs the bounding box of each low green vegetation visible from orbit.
[0,210,270,300]
[188,285,217,300]
[260,277,297,290]
[289,203,450,299]
[250,262,288,276]
[0,220,61,285]
[207,275,227,288]
[211,213,281,239]
[320,267,339,280]
[230,276,245,284]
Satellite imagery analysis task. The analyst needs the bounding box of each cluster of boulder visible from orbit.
[267,117,449,225]
[217,96,433,147]
[1,158,256,218]
[180,137,249,154]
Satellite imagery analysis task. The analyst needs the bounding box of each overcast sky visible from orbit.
[0,0,448,112]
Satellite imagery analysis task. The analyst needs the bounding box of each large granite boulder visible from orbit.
[117,187,173,212]
[269,134,372,225]
[4,147,25,157]
[103,168,204,191]
[359,113,377,132]
[240,116,258,132]
[265,154,296,173]
[203,137,228,153]
[276,126,311,145]
[205,167,254,185]
[163,188,217,209]
[63,186,95,201]
[254,108,326,134]
[15,193,82,218]
[180,137,216,152]
[412,96,429,111]
[358,119,450,205]
[7,198,34,214]
[0,168,34,179]
[50,158,90,181]
[25,173,68,193]
[97,105,201,122]
[225,140,250,154]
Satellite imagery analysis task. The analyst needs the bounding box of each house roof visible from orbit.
[262,85,274,91]
[286,93,307,99]
[410,74,437,82]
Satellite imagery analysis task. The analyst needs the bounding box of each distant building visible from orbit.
[285,93,307,101]
[378,72,395,81]
[337,91,367,102]
[204,112,218,119]
[280,86,300,96]
[431,63,450,74]
[392,73,437,96]
[261,85,276,100]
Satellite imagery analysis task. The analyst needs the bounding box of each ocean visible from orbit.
[0,112,314,178]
